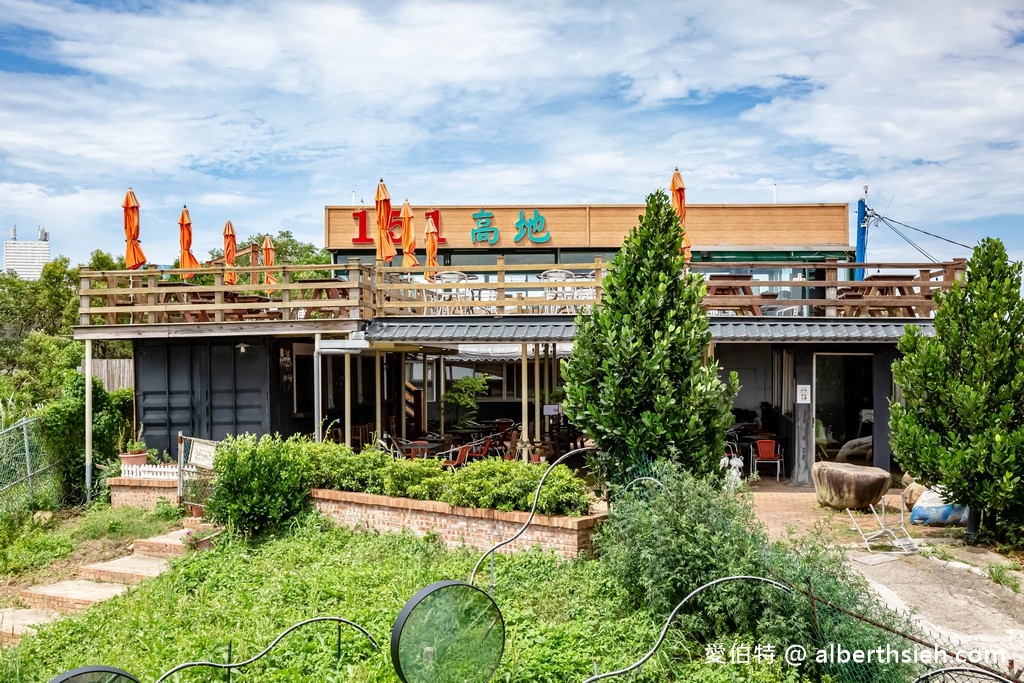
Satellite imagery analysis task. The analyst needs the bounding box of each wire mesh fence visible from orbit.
[177,432,217,510]
[0,418,57,517]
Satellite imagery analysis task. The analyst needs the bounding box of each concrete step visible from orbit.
[0,607,60,645]
[81,554,169,585]
[20,580,129,614]
[182,517,219,531]
[133,529,192,558]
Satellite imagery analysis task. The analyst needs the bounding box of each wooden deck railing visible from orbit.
[375,257,968,318]
[77,257,968,328]
[78,260,373,326]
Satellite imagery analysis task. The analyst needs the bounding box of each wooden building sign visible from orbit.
[324,203,850,252]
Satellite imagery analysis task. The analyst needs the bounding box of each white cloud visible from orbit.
[0,0,1020,265]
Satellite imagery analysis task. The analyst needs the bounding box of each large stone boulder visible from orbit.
[835,436,873,464]
[812,461,891,510]
[904,482,927,509]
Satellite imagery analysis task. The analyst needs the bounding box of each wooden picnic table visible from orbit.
[706,274,762,315]
[842,274,921,317]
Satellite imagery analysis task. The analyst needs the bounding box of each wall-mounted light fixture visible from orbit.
[235,343,249,354]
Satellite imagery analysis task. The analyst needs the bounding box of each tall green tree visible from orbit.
[891,237,1024,543]
[562,189,738,486]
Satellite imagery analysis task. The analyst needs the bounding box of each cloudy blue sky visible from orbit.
[0,0,1022,266]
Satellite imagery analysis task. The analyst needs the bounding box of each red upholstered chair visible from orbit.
[751,439,785,481]
[439,444,471,468]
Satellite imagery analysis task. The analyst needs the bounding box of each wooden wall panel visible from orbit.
[324,203,849,251]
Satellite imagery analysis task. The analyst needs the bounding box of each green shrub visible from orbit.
[596,460,766,617]
[301,439,592,516]
[596,460,918,683]
[37,373,130,505]
[382,457,447,500]
[441,459,591,516]
[205,434,310,536]
[307,444,391,497]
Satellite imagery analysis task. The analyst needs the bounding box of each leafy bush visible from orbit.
[596,461,918,683]
[307,443,391,494]
[205,434,311,536]
[596,460,766,617]
[442,458,591,516]
[301,438,592,516]
[442,375,489,427]
[382,457,447,500]
[36,373,130,505]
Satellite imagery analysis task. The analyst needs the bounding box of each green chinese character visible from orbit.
[471,209,499,245]
[514,209,550,243]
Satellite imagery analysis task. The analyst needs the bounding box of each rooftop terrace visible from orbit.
[74,257,967,340]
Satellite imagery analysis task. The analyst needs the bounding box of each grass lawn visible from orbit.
[0,514,806,683]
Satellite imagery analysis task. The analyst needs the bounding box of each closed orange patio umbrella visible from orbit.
[178,205,201,279]
[424,215,439,281]
[670,168,692,264]
[262,234,278,289]
[223,220,237,285]
[375,178,397,263]
[123,188,146,270]
[399,199,419,267]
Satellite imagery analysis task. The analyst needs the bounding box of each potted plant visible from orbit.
[182,473,213,518]
[118,424,148,466]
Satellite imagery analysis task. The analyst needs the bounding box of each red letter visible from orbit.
[424,209,447,243]
[351,209,374,244]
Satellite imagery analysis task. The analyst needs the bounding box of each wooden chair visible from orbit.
[502,429,520,460]
[751,439,785,481]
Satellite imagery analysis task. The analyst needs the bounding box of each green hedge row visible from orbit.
[206,434,592,535]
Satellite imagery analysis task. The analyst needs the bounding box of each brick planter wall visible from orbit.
[311,489,605,558]
[108,478,178,509]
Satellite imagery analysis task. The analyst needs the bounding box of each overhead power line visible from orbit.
[877,216,937,261]
[870,212,974,251]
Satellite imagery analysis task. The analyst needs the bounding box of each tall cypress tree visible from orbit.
[562,189,738,486]
[891,237,1024,542]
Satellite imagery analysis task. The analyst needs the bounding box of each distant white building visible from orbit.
[3,227,51,280]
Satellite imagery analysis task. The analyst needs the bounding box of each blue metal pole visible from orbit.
[855,198,867,281]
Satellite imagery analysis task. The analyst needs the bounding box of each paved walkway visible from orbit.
[750,479,1024,673]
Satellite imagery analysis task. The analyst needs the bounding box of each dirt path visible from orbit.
[851,549,1024,667]
[751,482,1024,674]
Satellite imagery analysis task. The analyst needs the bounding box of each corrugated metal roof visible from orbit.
[708,318,933,342]
[365,317,576,344]
[365,317,933,345]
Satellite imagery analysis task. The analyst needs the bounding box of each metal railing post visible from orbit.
[22,420,33,502]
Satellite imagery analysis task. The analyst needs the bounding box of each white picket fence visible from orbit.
[121,463,198,480]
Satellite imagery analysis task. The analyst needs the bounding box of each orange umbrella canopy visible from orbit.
[399,199,419,267]
[375,178,397,263]
[670,168,692,263]
[178,205,201,279]
[223,220,237,285]
[122,188,146,270]
[262,234,278,288]
[424,215,439,280]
